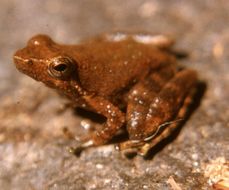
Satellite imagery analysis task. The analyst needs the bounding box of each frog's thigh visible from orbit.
[126,65,176,140]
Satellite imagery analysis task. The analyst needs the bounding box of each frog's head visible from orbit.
[14,35,80,95]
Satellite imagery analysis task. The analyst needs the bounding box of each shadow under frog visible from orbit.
[14,32,204,157]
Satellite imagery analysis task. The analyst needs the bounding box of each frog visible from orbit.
[13,32,197,156]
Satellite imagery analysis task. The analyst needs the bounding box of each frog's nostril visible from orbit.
[26,59,33,65]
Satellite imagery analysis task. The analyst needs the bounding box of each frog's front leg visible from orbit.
[71,95,125,154]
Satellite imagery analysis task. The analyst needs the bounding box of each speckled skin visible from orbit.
[14,33,197,155]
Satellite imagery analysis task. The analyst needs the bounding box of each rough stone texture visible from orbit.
[0,0,228,190]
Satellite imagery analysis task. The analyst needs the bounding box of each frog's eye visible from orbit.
[48,56,75,79]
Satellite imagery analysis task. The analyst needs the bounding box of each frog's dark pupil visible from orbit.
[54,64,67,72]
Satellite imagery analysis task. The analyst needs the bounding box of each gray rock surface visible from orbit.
[0,0,228,189]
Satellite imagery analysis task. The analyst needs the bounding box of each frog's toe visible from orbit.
[138,143,151,156]
[68,140,94,156]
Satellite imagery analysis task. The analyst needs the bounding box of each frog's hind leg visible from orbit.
[139,87,197,156]
[119,64,176,151]
[119,69,197,155]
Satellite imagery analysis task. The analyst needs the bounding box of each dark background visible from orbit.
[0,0,228,189]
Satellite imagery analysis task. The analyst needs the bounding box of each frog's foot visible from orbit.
[117,140,144,151]
[116,140,144,156]
[117,119,184,156]
[136,121,180,156]
[68,139,94,156]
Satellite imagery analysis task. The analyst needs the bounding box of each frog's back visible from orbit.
[73,39,170,96]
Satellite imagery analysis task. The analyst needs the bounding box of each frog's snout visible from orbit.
[14,55,24,69]
[13,54,36,78]
[14,55,31,69]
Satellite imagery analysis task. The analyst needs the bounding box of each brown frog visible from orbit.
[13,32,197,156]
